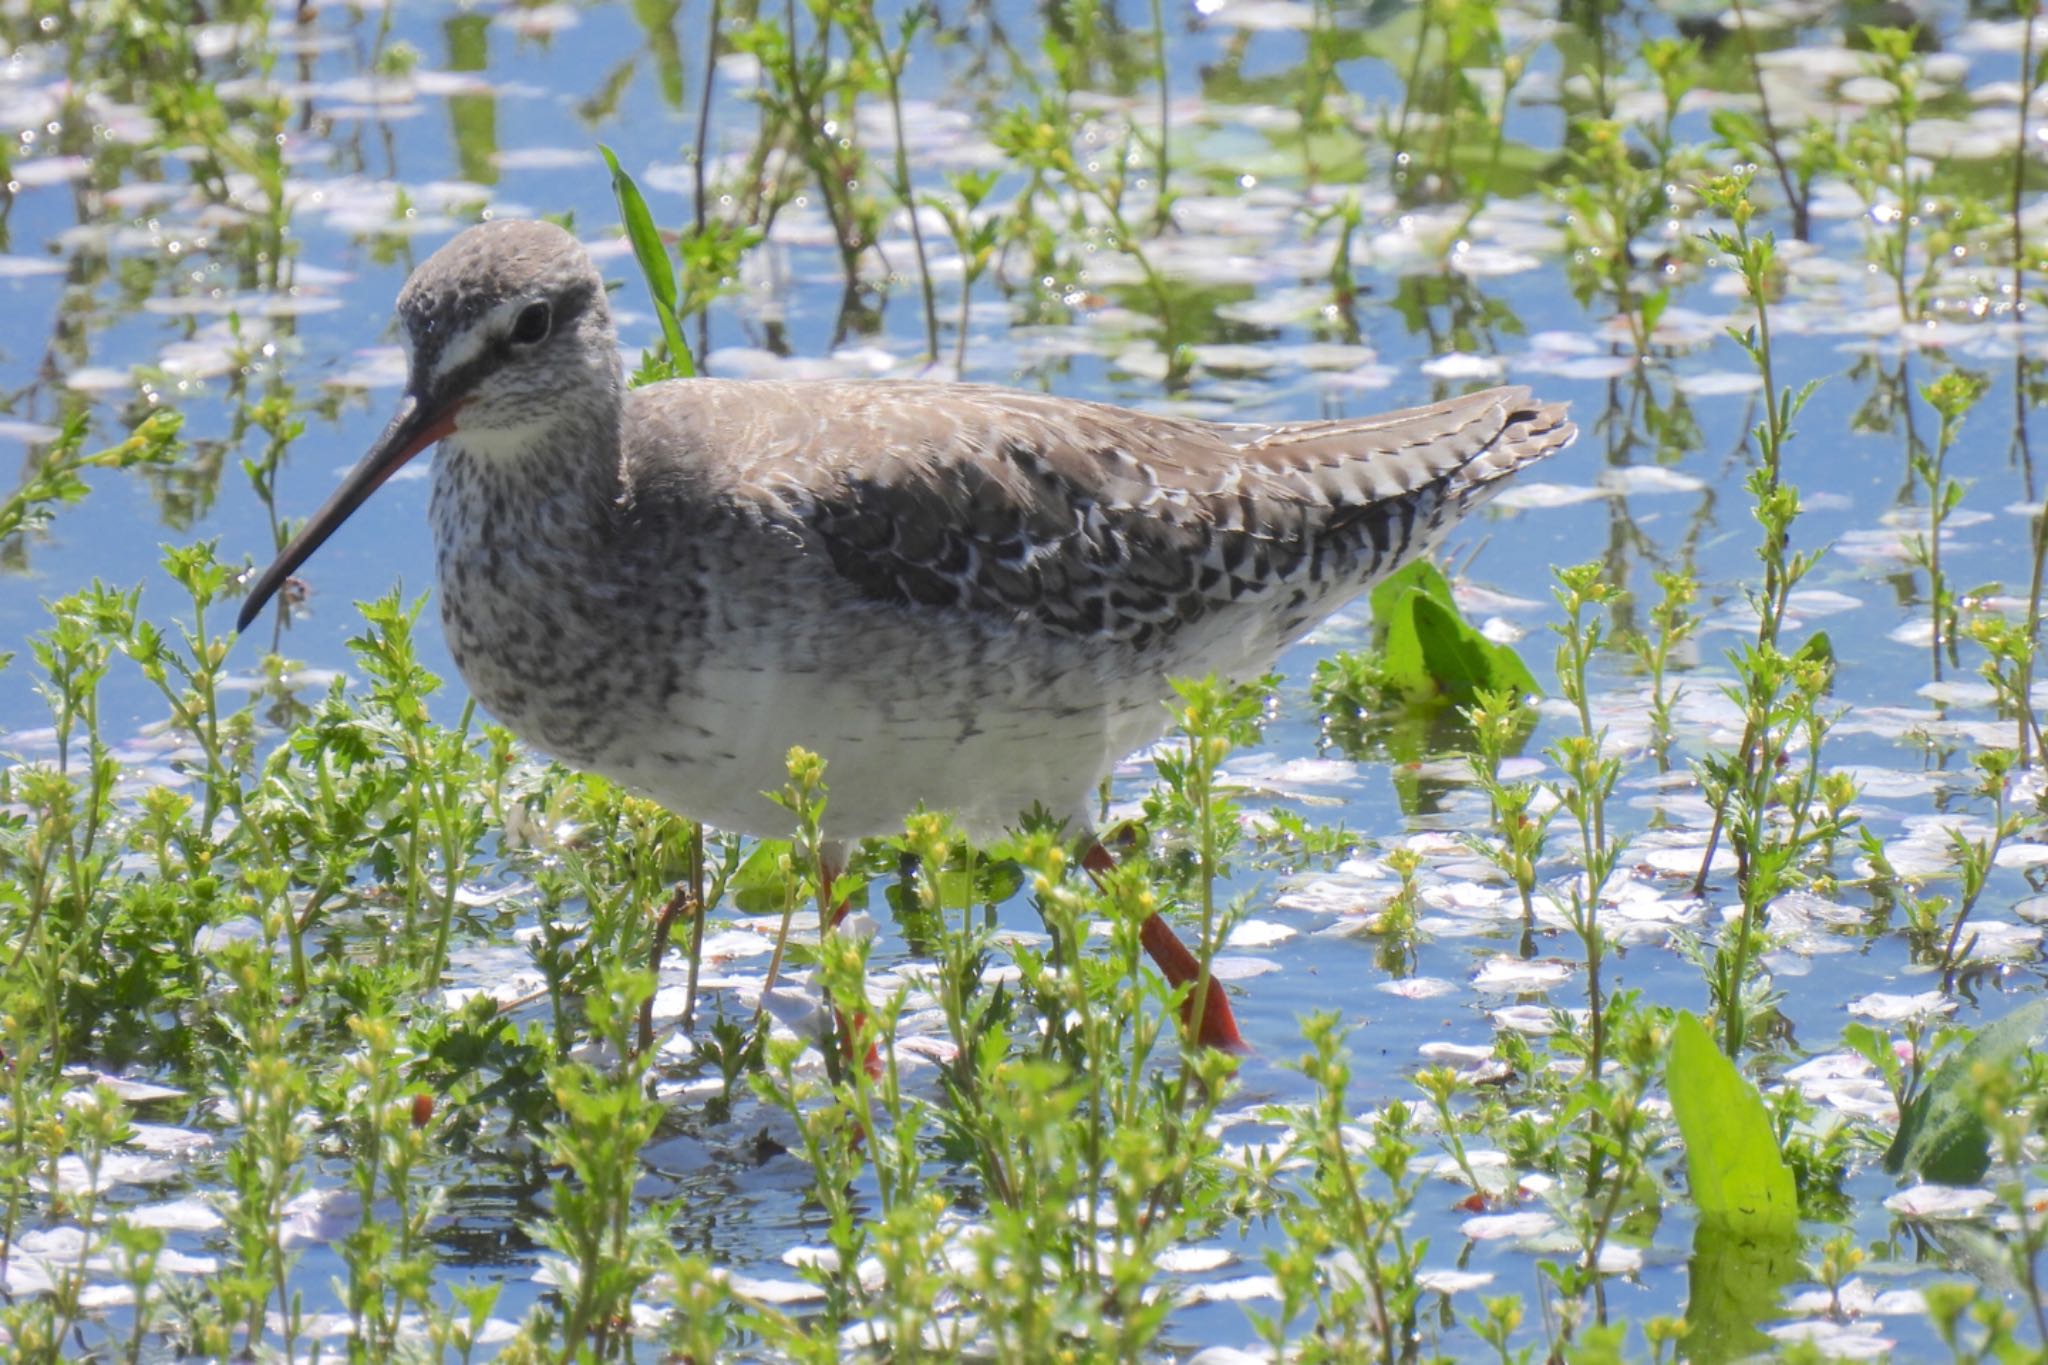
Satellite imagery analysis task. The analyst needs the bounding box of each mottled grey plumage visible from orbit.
[278,219,1575,842]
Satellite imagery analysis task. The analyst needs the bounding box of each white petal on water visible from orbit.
[1767,891,1866,932]
[1951,920,2042,961]
[1224,755,1362,788]
[1157,1246,1235,1273]
[1785,589,1864,615]
[121,1197,225,1233]
[1455,584,1546,614]
[759,986,832,1044]
[1784,1051,1877,1085]
[0,418,59,444]
[893,1035,959,1064]
[694,928,777,960]
[1524,329,1603,356]
[122,1123,213,1156]
[1837,765,1954,799]
[1489,481,1611,510]
[493,3,579,33]
[1470,956,1574,994]
[1175,1273,1282,1305]
[154,1247,220,1275]
[1918,679,2001,707]
[1769,1326,1892,1358]
[1675,370,1764,397]
[1189,344,1283,372]
[492,146,597,171]
[1217,286,1332,328]
[325,345,410,390]
[728,1274,825,1305]
[76,1282,135,1310]
[1449,245,1541,277]
[1417,1268,1496,1295]
[1848,991,1954,1024]
[61,1068,185,1105]
[64,366,135,395]
[1461,1210,1556,1241]
[1419,351,1505,381]
[1376,976,1460,1000]
[1884,1184,1996,1220]
[0,254,66,278]
[1641,845,1736,876]
[35,1151,179,1195]
[2,1254,55,1296]
[1524,353,1637,381]
[1598,465,1707,496]
[12,155,91,186]
[1995,844,2048,868]
[782,1245,839,1271]
[278,1187,360,1248]
[1594,1243,1643,1274]
[1226,919,1296,948]
[1490,1005,1559,1035]
[1477,615,1524,644]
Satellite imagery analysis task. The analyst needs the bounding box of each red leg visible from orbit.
[819,856,884,1080]
[1082,843,1248,1054]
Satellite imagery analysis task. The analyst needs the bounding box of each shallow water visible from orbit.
[6,0,2048,1356]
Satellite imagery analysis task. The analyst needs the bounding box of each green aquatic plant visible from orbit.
[1910,368,1988,678]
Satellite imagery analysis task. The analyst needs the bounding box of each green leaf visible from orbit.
[1886,997,2048,1184]
[1369,557,1453,626]
[1640,287,1669,339]
[1667,1012,1798,1234]
[1793,631,1833,668]
[1368,559,1540,704]
[600,144,696,379]
[728,838,795,915]
[1682,1216,1799,1365]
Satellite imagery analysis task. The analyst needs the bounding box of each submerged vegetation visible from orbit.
[3,0,2048,1358]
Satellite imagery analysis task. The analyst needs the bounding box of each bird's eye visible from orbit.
[511,300,552,345]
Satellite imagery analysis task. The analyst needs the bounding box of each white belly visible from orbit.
[580,609,1163,842]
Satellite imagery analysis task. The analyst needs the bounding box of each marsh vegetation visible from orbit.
[4,0,2048,1358]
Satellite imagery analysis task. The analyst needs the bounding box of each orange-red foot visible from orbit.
[1082,843,1249,1054]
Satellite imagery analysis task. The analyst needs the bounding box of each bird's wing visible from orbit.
[645,379,1573,646]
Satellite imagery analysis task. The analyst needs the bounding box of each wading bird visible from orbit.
[238,218,1574,1058]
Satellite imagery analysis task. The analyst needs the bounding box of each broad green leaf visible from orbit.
[1793,631,1834,685]
[1370,557,1454,625]
[1368,559,1540,703]
[600,144,696,378]
[1413,593,1539,702]
[1667,1011,1798,1234]
[1683,1215,1798,1364]
[728,838,795,915]
[1886,997,2048,1184]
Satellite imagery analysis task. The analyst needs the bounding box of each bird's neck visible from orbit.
[431,407,626,550]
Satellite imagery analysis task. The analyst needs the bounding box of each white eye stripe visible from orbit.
[423,296,532,388]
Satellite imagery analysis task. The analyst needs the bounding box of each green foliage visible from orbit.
[7,0,2048,1358]
[602,145,697,379]
[1887,998,2048,1186]
[0,412,184,557]
[1318,560,1541,732]
[1667,1012,1798,1232]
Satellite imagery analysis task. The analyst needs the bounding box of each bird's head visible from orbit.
[236,219,622,632]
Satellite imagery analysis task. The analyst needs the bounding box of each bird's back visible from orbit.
[621,378,1573,671]
[573,381,1573,839]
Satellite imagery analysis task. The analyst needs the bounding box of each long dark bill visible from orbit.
[235,395,460,633]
